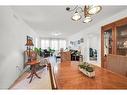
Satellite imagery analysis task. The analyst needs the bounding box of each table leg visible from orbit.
[33,65,41,78]
[29,73,34,83]
[34,72,41,79]
[27,65,41,83]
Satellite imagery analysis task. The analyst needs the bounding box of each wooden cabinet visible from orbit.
[101,17,127,76]
[107,54,127,77]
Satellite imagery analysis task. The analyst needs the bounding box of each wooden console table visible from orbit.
[54,61,127,89]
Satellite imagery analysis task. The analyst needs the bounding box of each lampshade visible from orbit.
[87,6,102,15]
[71,11,81,21]
[25,39,34,46]
[83,16,92,23]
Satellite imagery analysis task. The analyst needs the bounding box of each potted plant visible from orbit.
[34,47,42,56]
[78,62,95,78]
[48,47,55,56]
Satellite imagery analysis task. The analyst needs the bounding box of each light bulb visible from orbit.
[83,16,92,23]
[71,12,81,21]
[88,6,102,15]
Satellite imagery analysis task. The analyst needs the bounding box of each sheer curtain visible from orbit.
[41,39,66,51]
[51,39,58,50]
[41,39,50,49]
[59,40,66,50]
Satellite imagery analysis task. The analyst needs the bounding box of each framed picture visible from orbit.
[70,41,72,44]
[78,40,80,44]
[72,42,74,45]
[80,38,84,43]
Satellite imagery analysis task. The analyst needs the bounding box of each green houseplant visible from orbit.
[34,47,42,56]
[78,62,95,77]
[48,47,55,56]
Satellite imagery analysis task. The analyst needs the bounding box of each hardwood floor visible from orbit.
[54,61,127,89]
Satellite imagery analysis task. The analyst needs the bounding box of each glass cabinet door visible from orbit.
[104,29,113,56]
[116,24,127,56]
[101,17,127,68]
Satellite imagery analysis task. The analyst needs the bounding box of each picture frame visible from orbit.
[78,40,80,44]
[80,38,84,43]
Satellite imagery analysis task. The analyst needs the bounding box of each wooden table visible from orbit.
[27,60,41,83]
[54,61,127,89]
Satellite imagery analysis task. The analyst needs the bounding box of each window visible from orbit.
[51,40,58,50]
[59,40,66,50]
[41,39,50,49]
[35,38,38,48]
[41,39,66,51]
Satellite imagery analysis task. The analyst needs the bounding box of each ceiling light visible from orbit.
[87,6,102,15]
[66,5,102,23]
[52,32,62,36]
[83,16,92,23]
[71,11,81,21]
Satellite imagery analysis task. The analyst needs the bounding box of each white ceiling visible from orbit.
[11,6,127,39]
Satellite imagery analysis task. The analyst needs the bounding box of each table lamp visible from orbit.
[25,36,34,62]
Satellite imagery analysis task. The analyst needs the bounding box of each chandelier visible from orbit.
[66,5,102,23]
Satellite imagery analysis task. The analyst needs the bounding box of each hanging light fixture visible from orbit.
[66,5,102,23]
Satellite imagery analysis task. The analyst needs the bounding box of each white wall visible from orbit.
[67,8,127,66]
[0,7,39,89]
